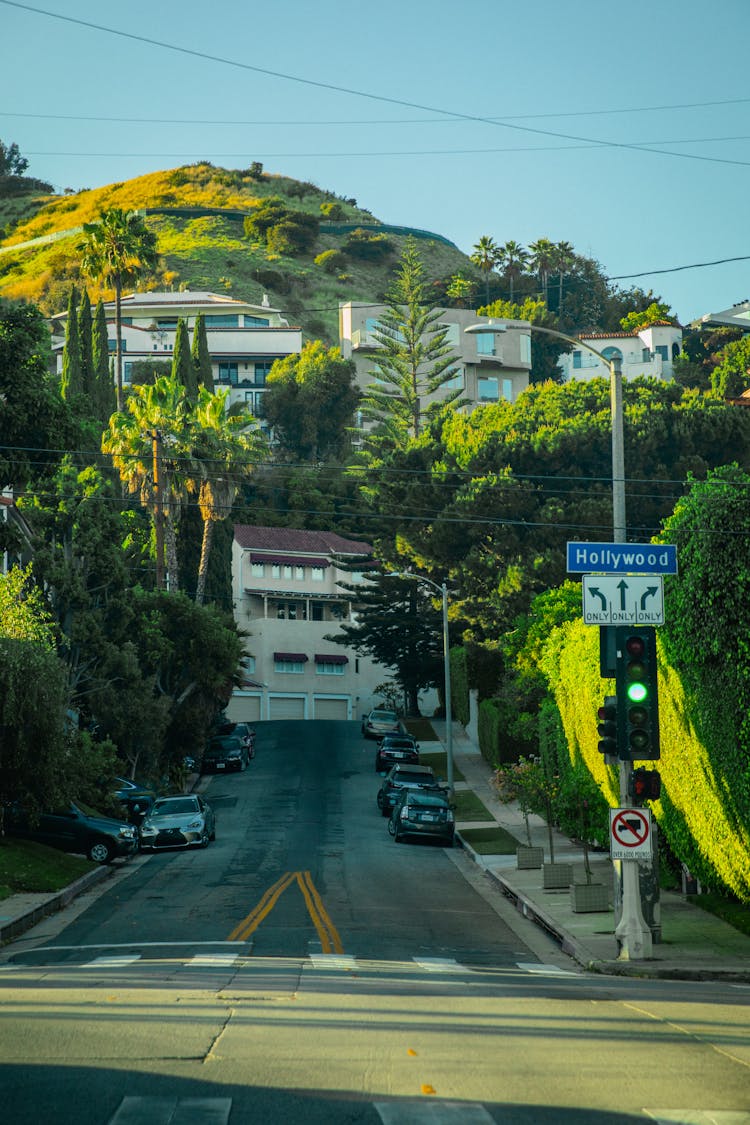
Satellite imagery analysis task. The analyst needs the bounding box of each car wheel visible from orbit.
[200,832,210,848]
[209,827,216,841]
[88,838,114,864]
[381,803,391,818]
[387,819,396,836]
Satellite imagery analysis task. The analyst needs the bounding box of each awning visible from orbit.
[314,653,348,665]
[249,553,329,567]
[273,652,308,662]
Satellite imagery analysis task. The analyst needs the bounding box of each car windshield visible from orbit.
[408,793,448,809]
[393,773,434,785]
[372,711,398,721]
[152,798,199,816]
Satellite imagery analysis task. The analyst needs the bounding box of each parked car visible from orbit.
[3,800,138,864]
[201,734,250,773]
[139,795,215,850]
[216,721,255,758]
[362,708,403,740]
[387,788,455,846]
[375,734,420,773]
[113,777,156,823]
[377,763,444,817]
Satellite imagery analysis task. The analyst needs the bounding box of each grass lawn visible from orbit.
[459,825,522,855]
[419,750,465,783]
[0,838,94,902]
[452,789,494,823]
[402,717,439,741]
[687,892,750,938]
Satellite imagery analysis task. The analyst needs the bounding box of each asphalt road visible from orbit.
[1,720,749,1125]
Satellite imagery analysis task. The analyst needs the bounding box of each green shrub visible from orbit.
[344,228,393,261]
[450,647,470,727]
[314,248,346,273]
[320,201,344,220]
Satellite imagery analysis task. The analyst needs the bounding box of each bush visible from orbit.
[344,228,393,261]
[266,214,319,256]
[320,201,344,220]
[450,647,470,727]
[314,248,346,274]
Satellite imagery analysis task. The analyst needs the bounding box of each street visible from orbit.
[0,720,748,1124]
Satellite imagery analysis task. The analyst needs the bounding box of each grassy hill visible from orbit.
[0,163,479,342]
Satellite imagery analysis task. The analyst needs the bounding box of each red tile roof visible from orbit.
[235,524,372,556]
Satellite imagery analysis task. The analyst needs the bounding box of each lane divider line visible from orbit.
[227,872,297,942]
[227,870,344,953]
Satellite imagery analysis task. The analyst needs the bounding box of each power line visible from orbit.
[3,1,750,171]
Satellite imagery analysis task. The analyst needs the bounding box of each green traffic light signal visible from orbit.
[615,626,660,761]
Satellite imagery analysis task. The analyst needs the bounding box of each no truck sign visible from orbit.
[610,807,652,860]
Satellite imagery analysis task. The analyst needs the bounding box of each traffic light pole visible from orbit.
[608,357,652,961]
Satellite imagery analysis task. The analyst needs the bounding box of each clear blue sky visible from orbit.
[2,0,749,325]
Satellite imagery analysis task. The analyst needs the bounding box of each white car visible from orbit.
[139,795,216,851]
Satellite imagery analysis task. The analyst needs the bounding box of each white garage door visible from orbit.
[269,695,306,720]
[314,697,349,721]
[226,694,261,723]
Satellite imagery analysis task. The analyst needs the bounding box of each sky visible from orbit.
[2,0,750,326]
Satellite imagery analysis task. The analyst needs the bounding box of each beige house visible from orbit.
[227,525,405,723]
[556,322,683,383]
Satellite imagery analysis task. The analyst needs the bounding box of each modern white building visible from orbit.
[339,303,532,422]
[51,290,302,416]
[227,524,399,723]
[556,322,683,383]
[693,299,750,331]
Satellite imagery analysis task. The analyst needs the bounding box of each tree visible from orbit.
[710,336,750,398]
[528,237,557,305]
[92,298,116,423]
[497,240,528,303]
[327,571,443,715]
[480,296,571,383]
[360,238,462,443]
[60,286,83,401]
[77,288,95,402]
[0,140,28,176]
[550,241,575,318]
[445,273,476,308]
[191,312,214,392]
[263,341,360,461]
[470,235,500,304]
[78,208,158,411]
[171,317,197,400]
[620,300,677,333]
[188,388,265,605]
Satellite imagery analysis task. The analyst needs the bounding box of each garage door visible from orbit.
[314,697,349,721]
[226,694,261,723]
[269,695,306,720]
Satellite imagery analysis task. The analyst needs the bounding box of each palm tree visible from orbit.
[102,376,190,591]
[528,237,557,306]
[79,208,158,411]
[188,388,265,605]
[470,235,500,304]
[497,240,528,304]
[551,240,575,318]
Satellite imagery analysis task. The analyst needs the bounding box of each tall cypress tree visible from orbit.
[77,288,95,403]
[191,312,214,392]
[172,317,197,400]
[92,298,116,421]
[60,286,83,401]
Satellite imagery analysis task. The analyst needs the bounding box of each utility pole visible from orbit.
[152,430,165,591]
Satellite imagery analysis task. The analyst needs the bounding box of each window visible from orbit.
[244,315,270,327]
[283,565,293,579]
[241,655,256,675]
[276,604,285,619]
[123,362,133,384]
[107,338,126,352]
[254,361,274,385]
[573,351,582,369]
[316,661,344,676]
[295,566,304,580]
[251,562,264,577]
[443,366,463,390]
[642,347,651,362]
[311,604,323,622]
[437,322,460,345]
[288,604,297,620]
[311,567,325,582]
[502,378,513,401]
[601,347,623,362]
[274,658,306,673]
[476,333,496,356]
[218,362,238,385]
[271,564,280,578]
[205,314,239,327]
[654,345,669,362]
[520,335,531,365]
[477,376,499,401]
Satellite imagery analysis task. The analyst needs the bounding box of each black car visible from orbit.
[387,788,455,846]
[376,763,444,817]
[3,800,139,864]
[113,777,156,823]
[216,721,256,758]
[375,734,420,773]
[201,734,250,773]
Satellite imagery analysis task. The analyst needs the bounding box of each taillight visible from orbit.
[400,807,409,821]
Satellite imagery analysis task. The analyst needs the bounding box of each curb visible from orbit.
[0,863,116,946]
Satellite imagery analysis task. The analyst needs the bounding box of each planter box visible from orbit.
[516,846,544,870]
[543,862,573,890]
[570,881,610,913]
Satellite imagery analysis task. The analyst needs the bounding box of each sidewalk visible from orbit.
[438,721,750,981]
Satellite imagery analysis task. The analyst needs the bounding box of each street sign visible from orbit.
[610,807,652,860]
[567,542,678,575]
[582,575,664,626]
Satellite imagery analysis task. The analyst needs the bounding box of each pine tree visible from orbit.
[191,312,214,392]
[92,299,115,422]
[77,288,95,403]
[60,286,83,401]
[172,317,197,400]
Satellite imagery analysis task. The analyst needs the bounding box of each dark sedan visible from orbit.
[387,788,455,846]
[375,734,420,773]
[139,795,216,850]
[201,734,250,773]
[3,800,138,864]
[376,763,444,817]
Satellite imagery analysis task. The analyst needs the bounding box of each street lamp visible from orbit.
[465,318,651,961]
[386,572,454,796]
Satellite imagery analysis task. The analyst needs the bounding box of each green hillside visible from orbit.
[0,163,479,342]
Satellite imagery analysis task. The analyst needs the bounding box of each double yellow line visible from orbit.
[227,870,343,954]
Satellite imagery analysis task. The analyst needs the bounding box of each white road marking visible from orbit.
[308,954,358,970]
[516,961,577,975]
[413,958,466,973]
[375,1101,494,1123]
[188,953,240,967]
[109,1097,232,1124]
[644,1112,750,1124]
[83,954,142,968]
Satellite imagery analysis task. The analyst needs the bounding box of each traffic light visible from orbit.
[615,626,660,760]
[597,695,618,758]
[630,767,662,804]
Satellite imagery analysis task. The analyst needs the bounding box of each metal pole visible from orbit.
[609,356,626,542]
[442,582,454,798]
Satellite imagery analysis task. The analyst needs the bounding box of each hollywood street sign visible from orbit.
[567,542,678,575]
[582,574,664,626]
